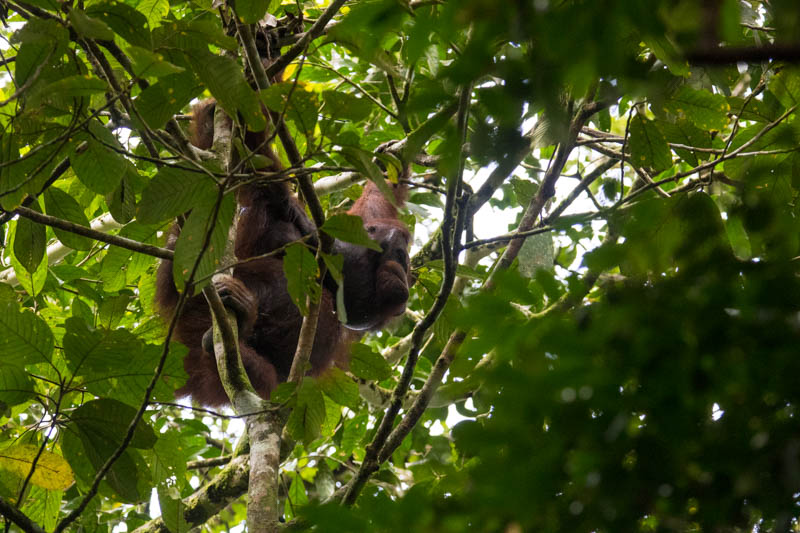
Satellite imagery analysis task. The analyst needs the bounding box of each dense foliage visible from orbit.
[1,0,800,531]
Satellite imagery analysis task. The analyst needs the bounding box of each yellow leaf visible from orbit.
[283,64,298,81]
[0,444,75,491]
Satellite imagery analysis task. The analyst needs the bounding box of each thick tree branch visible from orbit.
[687,44,800,64]
[130,454,250,533]
[11,206,173,260]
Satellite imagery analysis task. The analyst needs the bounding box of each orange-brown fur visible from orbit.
[155,102,410,406]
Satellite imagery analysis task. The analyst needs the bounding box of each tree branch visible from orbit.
[11,206,173,260]
[130,454,250,533]
[265,0,349,80]
[341,81,473,506]
[0,496,45,533]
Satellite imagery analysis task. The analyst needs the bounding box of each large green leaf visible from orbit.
[349,343,391,381]
[768,68,800,109]
[322,91,373,123]
[235,0,279,24]
[262,82,320,136]
[135,73,202,130]
[60,399,156,502]
[68,8,115,40]
[71,123,132,195]
[86,1,151,49]
[282,242,320,316]
[172,192,236,293]
[318,367,360,409]
[0,367,36,409]
[99,222,162,292]
[62,318,186,405]
[628,113,672,172]
[13,202,46,273]
[321,214,382,251]
[286,378,326,445]
[137,166,216,224]
[662,86,730,131]
[190,52,266,132]
[12,19,69,86]
[44,187,93,251]
[657,119,712,167]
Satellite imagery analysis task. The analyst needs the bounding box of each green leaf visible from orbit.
[135,73,202,130]
[284,472,310,521]
[5,222,47,296]
[286,379,326,445]
[61,399,156,502]
[62,427,145,503]
[628,114,672,172]
[261,83,319,136]
[13,204,46,274]
[12,19,69,86]
[271,381,298,405]
[44,187,93,250]
[658,119,712,167]
[86,1,151,49]
[172,193,236,293]
[137,166,217,224]
[20,486,62,532]
[99,293,130,329]
[190,52,266,132]
[282,242,320,316]
[768,68,800,109]
[322,91,373,123]
[340,147,396,203]
[320,394,342,438]
[235,0,279,24]
[106,170,137,224]
[68,8,115,40]
[0,367,36,408]
[99,222,161,291]
[69,399,157,449]
[71,123,131,194]
[62,319,186,406]
[725,214,752,260]
[401,101,457,163]
[727,94,782,123]
[135,0,169,30]
[318,367,360,409]
[158,486,190,533]
[642,35,690,77]
[662,86,730,131]
[0,444,74,490]
[160,19,237,52]
[349,343,391,381]
[38,75,108,98]
[126,46,184,78]
[321,251,344,283]
[321,214,382,251]
[340,411,368,456]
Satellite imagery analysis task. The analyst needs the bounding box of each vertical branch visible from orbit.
[341,81,473,506]
[369,97,612,483]
[488,100,609,285]
[203,281,282,533]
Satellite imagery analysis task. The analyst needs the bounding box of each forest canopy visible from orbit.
[1,0,800,532]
